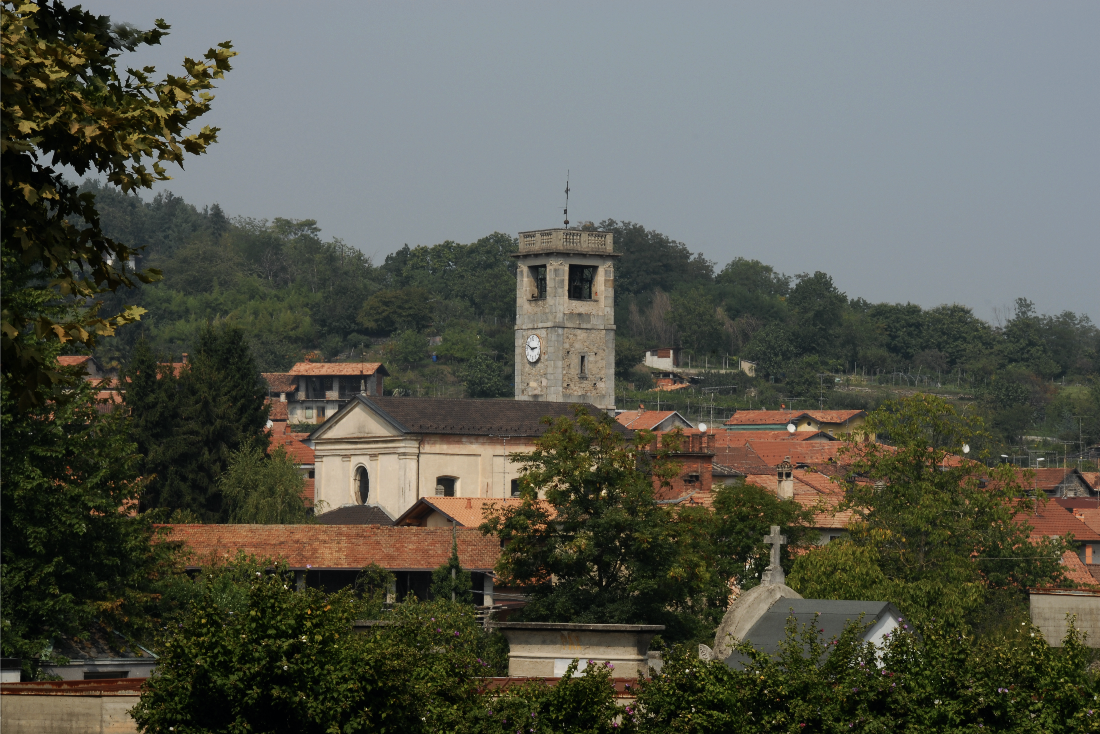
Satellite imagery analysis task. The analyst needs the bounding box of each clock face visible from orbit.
[525,334,542,363]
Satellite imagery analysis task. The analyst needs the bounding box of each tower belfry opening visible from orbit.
[513,228,618,411]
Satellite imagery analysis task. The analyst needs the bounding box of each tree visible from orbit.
[459,353,510,398]
[220,444,312,524]
[1,1,234,404]
[480,409,710,640]
[744,322,797,379]
[788,394,1066,628]
[124,323,269,520]
[614,335,645,379]
[788,271,847,357]
[0,354,175,673]
[391,329,425,366]
[358,286,434,335]
[670,288,726,356]
[430,531,473,603]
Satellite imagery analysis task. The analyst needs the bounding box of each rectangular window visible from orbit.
[322,376,334,393]
[510,479,520,497]
[568,265,596,300]
[579,354,587,376]
[529,265,547,299]
[436,477,456,497]
[304,407,314,420]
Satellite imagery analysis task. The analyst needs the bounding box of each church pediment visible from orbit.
[308,397,404,441]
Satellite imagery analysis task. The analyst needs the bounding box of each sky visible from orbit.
[86,1,1098,323]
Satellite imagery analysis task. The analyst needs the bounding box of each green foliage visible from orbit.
[614,335,645,379]
[0,356,176,672]
[744,322,797,379]
[670,288,726,356]
[637,616,1100,733]
[133,573,422,734]
[459,353,511,398]
[360,287,434,335]
[124,324,269,520]
[789,394,1066,628]
[481,410,711,641]
[431,532,473,603]
[1,1,234,403]
[220,443,312,524]
[390,328,427,366]
[710,480,817,592]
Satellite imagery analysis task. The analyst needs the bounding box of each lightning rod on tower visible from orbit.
[563,171,570,227]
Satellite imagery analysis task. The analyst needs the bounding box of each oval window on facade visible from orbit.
[355,466,368,505]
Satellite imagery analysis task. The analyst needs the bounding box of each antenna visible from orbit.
[563,171,570,227]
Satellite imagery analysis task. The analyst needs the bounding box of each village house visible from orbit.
[614,408,692,432]
[262,361,389,425]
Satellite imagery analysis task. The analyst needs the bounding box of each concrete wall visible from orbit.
[1030,589,1100,647]
[1,688,140,733]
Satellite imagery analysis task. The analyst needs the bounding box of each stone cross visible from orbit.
[760,525,787,586]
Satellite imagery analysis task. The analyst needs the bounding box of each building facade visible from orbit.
[263,362,388,425]
[513,229,618,411]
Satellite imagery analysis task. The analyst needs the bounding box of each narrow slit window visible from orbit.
[510,479,520,497]
[529,265,547,299]
[579,354,587,375]
[568,265,596,300]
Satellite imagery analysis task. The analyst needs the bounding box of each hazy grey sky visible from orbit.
[89,2,1098,322]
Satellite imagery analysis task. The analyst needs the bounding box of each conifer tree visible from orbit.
[430,529,473,603]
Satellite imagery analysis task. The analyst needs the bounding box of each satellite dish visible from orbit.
[962,444,970,454]
[786,423,796,433]
[698,423,707,433]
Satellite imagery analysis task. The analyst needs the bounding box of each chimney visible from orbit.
[777,456,794,500]
[466,498,473,509]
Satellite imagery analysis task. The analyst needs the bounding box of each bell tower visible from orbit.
[513,229,618,411]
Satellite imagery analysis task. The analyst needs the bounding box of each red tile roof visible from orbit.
[615,410,686,430]
[289,362,387,376]
[1013,505,1100,543]
[746,440,847,467]
[1082,473,1100,490]
[1020,468,1093,493]
[57,355,92,367]
[725,410,809,426]
[709,443,774,475]
[395,497,534,527]
[715,430,832,443]
[1059,551,1099,588]
[1070,508,1100,536]
[269,424,314,464]
[743,469,853,530]
[803,410,866,424]
[163,524,501,571]
[267,401,289,421]
[263,373,296,393]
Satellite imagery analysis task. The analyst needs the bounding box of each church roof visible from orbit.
[162,524,500,571]
[735,599,902,659]
[315,505,395,526]
[315,396,625,438]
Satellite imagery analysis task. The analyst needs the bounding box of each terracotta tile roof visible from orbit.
[163,524,501,571]
[1013,505,1100,543]
[803,410,866,424]
[1069,507,1100,535]
[725,410,810,426]
[1082,473,1100,490]
[1059,551,1099,588]
[746,440,846,467]
[709,443,773,475]
[57,355,92,367]
[318,396,627,438]
[743,469,853,530]
[715,430,832,443]
[615,410,688,430]
[1020,468,1093,492]
[263,373,296,393]
[395,497,533,527]
[269,425,314,464]
[316,505,394,526]
[267,401,289,421]
[303,478,314,503]
[289,362,388,376]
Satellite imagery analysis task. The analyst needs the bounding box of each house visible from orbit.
[1016,468,1097,498]
[164,523,502,603]
[262,362,389,425]
[725,409,868,437]
[644,347,682,370]
[1014,503,1100,576]
[647,430,717,500]
[306,396,625,521]
[615,408,692,432]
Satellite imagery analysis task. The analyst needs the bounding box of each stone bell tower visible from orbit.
[513,229,618,411]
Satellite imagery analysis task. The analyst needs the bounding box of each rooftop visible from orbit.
[394,497,533,527]
[288,362,388,377]
[1013,504,1100,543]
[163,524,501,571]
[515,228,616,256]
[724,409,865,427]
[315,396,626,438]
[316,505,395,526]
[263,372,296,393]
[614,410,689,431]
